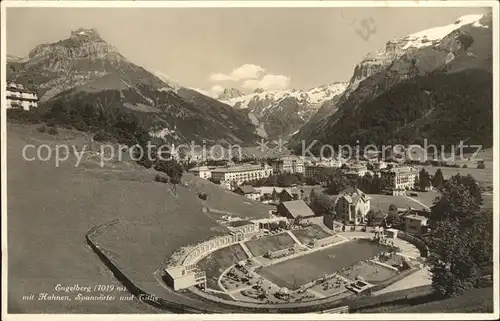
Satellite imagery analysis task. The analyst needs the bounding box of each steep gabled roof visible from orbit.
[280,200,315,218]
[338,187,372,203]
[236,185,258,194]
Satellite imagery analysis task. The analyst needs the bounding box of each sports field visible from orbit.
[292,225,332,246]
[244,232,297,257]
[257,239,389,290]
[197,244,248,290]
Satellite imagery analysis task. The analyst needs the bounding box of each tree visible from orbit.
[326,175,353,195]
[427,174,492,298]
[386,211,400,226]
[477,161,485,169]
[388,203,398,213]
[366,210,386,227]
[431,174,482,225]
[278,220,288,230]
[271,188,278,201]
[447,174,482,206]
[208,177,221,185]
[154,159,184,184]
[432,169,445,190]
[370,175,383,194]
[366,210,375,226]
[308,188,317,206]
[294,215,303,226]
[310,191,335,216]
[427,218,481,297]
[356,173,373,193]
[418,168,431,191]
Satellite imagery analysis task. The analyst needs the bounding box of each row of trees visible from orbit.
[427,173,492,298]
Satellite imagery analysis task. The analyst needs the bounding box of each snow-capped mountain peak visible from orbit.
[217,88,244,100]
[214,82,348,139]
[400,14,484,51]
[345,13,487,98]
[221,82,348,110]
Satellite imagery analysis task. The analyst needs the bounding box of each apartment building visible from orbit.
[6,83,38,111]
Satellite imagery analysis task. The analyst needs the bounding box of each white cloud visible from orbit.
[209,73,233,82]
[209,64,265,82]
[210,84,224,96]
[242,74,291,91]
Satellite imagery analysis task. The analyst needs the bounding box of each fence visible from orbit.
[397,231,429,257]
[314,235,340,247]
[183,234,243,266]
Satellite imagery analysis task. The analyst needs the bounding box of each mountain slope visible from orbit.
[291,13,493,151]
[219,82,347,140]
[7,28,262,145]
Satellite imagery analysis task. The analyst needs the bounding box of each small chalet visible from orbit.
[277,200,315,221]
[234,185,261,201]
[278,188,302,203]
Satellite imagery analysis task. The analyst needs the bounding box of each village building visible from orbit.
[304,164,332,180]
[405,214,429,235]
[323,215,344,232]
[6,83,39,111]
[164,264,207,291]
[269,156,304,174]
[277,200,316,221]
[381,166,419,194]
[188,166,214,179]
[233,185,261,201]
[344,163,368,178]
[209,163,273,186]
[278,188,303,203]
[334,187,371,224]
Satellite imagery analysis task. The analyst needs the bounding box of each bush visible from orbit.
[462,164,468,168]
[93,130,116,143]
[47,127,59,135]
[154,173,169,184]
[37,125,47,133]
[477,162,486,169]
[6,108,42,124]
[73,122,90,132]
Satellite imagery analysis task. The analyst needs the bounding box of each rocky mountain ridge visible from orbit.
[7,28,263,145]
[291,13,493,149]
[218,82,348,139]
[292,15,492,151]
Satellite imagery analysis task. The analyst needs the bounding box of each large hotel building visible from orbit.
[6,83,39,111]
[269,156,304,174]
[381,166,419,195]
[189,163,273,186]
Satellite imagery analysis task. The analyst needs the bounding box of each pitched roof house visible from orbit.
[277,200,315,220]
[334,187,372,224]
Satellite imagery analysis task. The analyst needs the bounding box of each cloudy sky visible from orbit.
[6,6,489,96]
